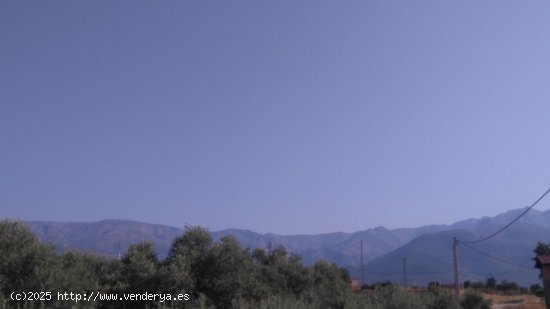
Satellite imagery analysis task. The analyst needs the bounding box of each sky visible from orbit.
[1,1,550,234]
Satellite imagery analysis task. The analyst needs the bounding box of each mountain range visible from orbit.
[21,207,550,287]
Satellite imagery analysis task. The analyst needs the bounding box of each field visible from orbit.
[483,293,545,309]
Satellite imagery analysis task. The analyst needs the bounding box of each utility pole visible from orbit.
[453,237,460,302]
[361,240,365,285]
[403,258,408,287]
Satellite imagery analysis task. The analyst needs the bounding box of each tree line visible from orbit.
[0,219,352,308]
[5,219,539,308]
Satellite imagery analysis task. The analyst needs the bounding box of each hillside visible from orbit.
[25,220,437,266]
[27,220,183,259]
[355,222,549,287]
[20,207,550,287]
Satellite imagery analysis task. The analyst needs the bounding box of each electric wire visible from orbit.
[461,243,533,270]
[458,187,550,244]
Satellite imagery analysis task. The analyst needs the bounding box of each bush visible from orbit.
[350,285,460,309]
[485,277,496,290]
[425,287,461,309]
[530,283,543,294]
[463,281,484,290]
[496,280,519,293]
[460,289,492,309]
[233,295,318,309]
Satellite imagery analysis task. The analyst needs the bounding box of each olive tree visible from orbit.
[0,220,55,306]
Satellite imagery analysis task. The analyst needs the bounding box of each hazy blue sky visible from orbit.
[2,1,550,234]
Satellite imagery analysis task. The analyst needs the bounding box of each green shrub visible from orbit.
[232,295,318,309]
[350,285,459,309]
[460,289,491,309]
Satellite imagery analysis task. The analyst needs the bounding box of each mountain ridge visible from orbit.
[13,207,550,287]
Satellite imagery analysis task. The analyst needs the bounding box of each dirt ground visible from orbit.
[483,293,545,309]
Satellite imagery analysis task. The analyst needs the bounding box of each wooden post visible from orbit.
[403,258,407,287]
[361,240,365,286]
[453,237,460,303]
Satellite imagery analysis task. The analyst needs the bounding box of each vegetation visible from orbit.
[463,276,529,295]
[0,219,498,308]
[460,289,491,309]
[351,284,460,309]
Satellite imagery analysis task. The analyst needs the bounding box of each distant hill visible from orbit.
[24,220,447,266]
[350,209,550,287]
[27,219,183,259]
[357,224,546,287]
[19,207,550,287]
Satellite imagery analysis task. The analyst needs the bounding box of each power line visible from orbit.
[461,243,532,270]
[452,186,550,301]
[459,187,550,244]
